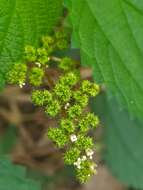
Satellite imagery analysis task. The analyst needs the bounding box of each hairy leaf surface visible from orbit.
[66,0,143,118]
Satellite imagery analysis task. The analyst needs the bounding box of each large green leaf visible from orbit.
[93,94,143,189]
[0,0,63,88]
[66,0,143,119]
[0,157,41,190]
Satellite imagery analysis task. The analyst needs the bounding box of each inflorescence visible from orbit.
[7,30,100,183]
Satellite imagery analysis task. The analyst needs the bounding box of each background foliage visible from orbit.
[0,157,41,190]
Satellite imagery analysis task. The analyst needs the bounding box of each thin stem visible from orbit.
[50,56,61,62]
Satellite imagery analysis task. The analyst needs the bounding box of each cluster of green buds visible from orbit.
[7,30,100,183]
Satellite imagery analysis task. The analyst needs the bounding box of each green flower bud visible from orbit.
[59,57,74,71]
[54,83,71,102]
[81,80,100,97]
[31,90,52,106]
[75,135,93,150]
[55,30,69,50]
[24,45,36,62]
[59,72,78,87]
[86,113,99,128]
[56,39,68,50]
[64,147,80,165]
[8,63,27,86]
[42,36,54,47]
[48,128,68,148]
[60,119,75,133]
[78,113,99,133]
[55,30,67,39]
[73,90,88,107]
[78,118,89,133]
[42,36,54,54]
[29,67,44,86]
[37,47,49,64]
[68,105,82,119]
[45,100,60,117]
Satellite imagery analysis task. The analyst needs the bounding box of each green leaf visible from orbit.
[0,0,63,88]
[0,125,17,154]
[66,0,143,119]
[0,157,41,190]
[92,94,143,189]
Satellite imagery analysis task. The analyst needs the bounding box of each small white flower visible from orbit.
[81,155,87,161]
[89,155,93,160]
[90,164,97,174]
[64,102,70,110]
[88,174,90,177]
[90,165,95,171]
[86,149,94,157]
[77,165,81,169]
[19,84,23,88]
[74,157,81,169]
[35,62,41,67]
[19,82,25,88]
[74,158,81,165]
[77,158,81,162]
[70,134,77,142]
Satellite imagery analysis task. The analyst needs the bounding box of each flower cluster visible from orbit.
[59,57,76,72]
[45,75,100,182]
[8,63,27,88]
[7,30,70,87]
[7,31,100,183]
